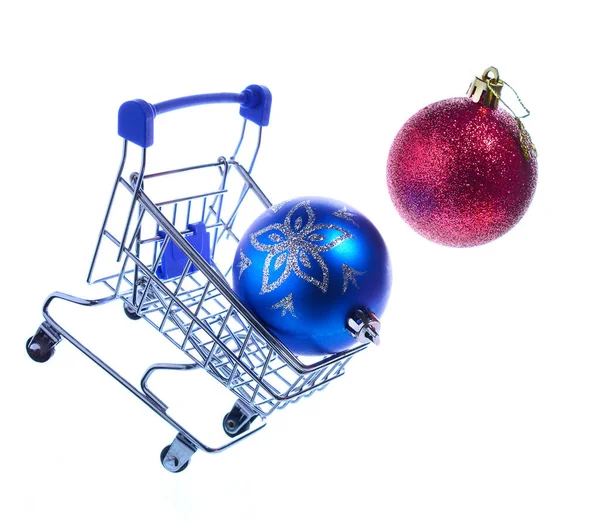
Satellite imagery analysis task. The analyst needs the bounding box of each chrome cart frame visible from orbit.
[27,86,374,472]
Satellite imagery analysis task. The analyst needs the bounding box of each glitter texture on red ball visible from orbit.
[387,75,537,247]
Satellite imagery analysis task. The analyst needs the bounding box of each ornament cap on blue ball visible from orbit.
[232,196,392,357]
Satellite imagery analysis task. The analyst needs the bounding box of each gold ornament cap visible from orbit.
[467,66,503,108]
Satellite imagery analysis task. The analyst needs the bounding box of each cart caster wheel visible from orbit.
[223,411,256,438]
[160,445,189,473]
[123,303,142,321]
[26,332,58,363]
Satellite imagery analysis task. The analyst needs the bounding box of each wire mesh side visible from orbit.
[89,146,365,416]
[106,244,352,416]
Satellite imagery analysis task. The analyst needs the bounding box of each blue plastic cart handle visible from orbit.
[118,84,272,148]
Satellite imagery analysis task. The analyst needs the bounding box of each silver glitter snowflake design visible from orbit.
[333,206,359,227]
[270,293,296,317]
[342,264,366,293]
[236,251,252,279]
[250,200,354,294]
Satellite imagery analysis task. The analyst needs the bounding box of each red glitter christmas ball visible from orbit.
[387,77,537,247]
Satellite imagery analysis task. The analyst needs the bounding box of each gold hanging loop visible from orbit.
[468,66,537,161]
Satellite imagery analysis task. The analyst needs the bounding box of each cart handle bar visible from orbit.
[118,84,272,148]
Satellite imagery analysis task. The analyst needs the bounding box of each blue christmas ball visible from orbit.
[232,196,392,356]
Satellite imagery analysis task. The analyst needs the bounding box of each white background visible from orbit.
[1,1,599,520]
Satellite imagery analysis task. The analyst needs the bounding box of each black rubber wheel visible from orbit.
[26,334,56,363]
[223,412,252,438]
[160,445,189,473]
[123,303,143,320]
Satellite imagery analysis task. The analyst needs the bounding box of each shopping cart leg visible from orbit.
[123,302,143,320]
[223,399,258,438]
[28,291,269,470]
[26,321,62,363]
[161,433,197,473]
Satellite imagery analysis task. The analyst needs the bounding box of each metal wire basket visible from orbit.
[27,85,375,472]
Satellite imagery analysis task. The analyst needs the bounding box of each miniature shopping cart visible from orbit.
[26,85,379,472]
